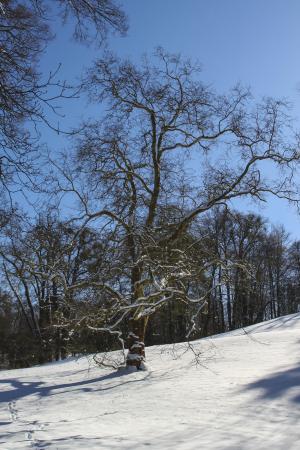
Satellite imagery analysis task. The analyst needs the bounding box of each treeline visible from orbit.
[148,209,300,342]
[1,208,299,369]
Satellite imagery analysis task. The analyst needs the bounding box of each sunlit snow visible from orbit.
[1,313,300,449]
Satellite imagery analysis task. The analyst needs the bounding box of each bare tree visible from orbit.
[1,212,80,363]
[0,0,127,203]
[50,49,300,369]
[54,0,127,43]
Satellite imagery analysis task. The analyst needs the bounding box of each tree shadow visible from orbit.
[243,363,300,403]
[0,368,149,405]
[246,313,300,334]
[33,435,112,449]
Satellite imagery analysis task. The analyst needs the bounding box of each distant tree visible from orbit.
[0,210,121,364]
[198,210,300,333]
[1,213,77,362]
[280,238,300,315]
[263,227,289,319]
[0,290,15,367]
[196,209,267,334]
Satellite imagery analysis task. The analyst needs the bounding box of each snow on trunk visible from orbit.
[126,317,148,370]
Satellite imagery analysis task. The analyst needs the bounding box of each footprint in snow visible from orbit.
[8,401,18,422]
[26,430,34,440]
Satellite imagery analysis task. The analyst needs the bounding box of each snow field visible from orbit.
[1,313,300,449]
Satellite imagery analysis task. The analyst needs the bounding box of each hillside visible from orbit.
[1,313,300,449]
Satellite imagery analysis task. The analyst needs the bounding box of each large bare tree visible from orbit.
[51,49,300,369]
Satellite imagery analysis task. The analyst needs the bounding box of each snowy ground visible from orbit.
[1,313,300,449]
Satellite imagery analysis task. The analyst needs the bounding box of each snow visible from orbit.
[1,313,300,449]
[126,352,144,361]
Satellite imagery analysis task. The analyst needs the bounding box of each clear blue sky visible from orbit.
[39,0,300,238]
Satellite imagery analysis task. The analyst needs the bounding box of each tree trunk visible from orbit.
[126,316,148,370]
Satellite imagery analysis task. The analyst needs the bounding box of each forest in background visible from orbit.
[1,207,300,369]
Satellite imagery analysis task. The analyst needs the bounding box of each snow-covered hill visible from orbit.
[1,313,300,449]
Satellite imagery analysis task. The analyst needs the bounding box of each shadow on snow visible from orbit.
[244,363,300,403]
[0,369,149,404]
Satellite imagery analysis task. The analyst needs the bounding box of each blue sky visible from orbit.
[39,0,300,238]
